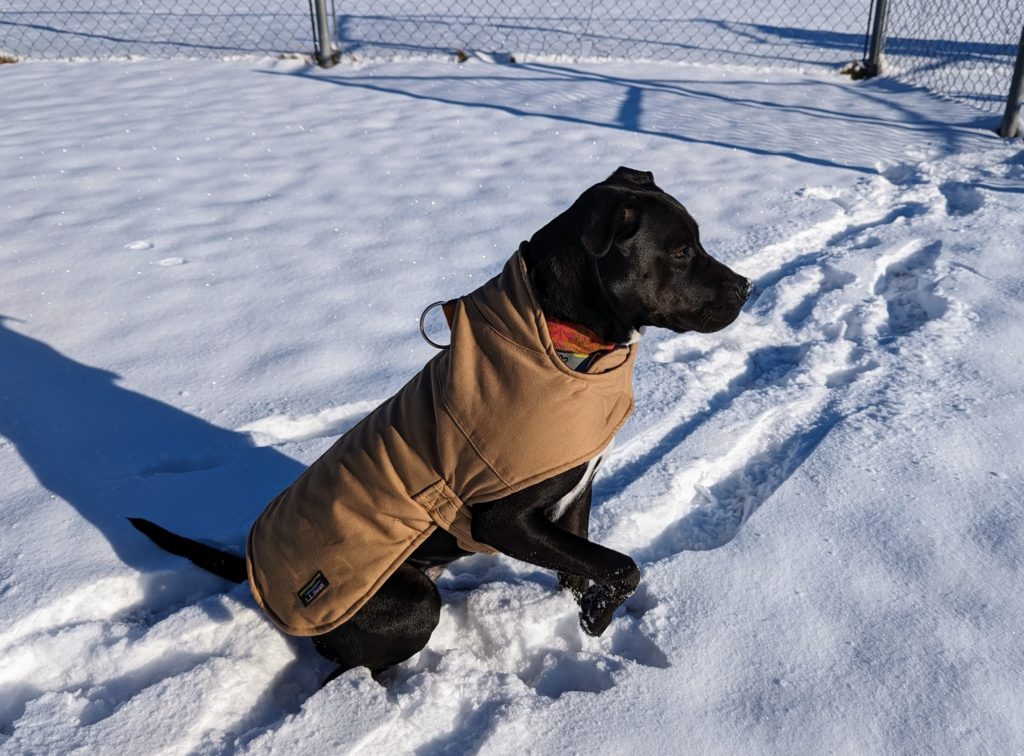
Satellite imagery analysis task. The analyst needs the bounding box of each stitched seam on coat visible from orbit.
[500,398,635,493]
[415,480,458,520]
[436,341,635,492]
[436,383,516,492]
[464,296,546,357]
[414,480,443,512]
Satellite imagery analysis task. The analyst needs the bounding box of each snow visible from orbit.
[1,56,1023,754]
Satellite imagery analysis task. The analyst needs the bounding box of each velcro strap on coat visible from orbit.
[413,480,498,554]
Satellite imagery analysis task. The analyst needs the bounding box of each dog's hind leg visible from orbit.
[313,563,441,686]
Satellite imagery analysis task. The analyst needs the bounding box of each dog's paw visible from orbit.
[558,571,589,601]
[578,563,640,636]
[579,585,618,637]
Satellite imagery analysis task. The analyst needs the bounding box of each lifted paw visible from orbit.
[578,585,618,637]
[577,564,640,636]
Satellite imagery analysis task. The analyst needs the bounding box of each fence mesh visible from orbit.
[0,1,1020,124]
[0,0,310,59]
[332,1,870,69]
[883,0,1022,114]
[1,1,874,68]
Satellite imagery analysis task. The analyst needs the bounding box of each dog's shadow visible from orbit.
[0,317,304,615]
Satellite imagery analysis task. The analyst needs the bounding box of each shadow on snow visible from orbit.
[0,316,303,608]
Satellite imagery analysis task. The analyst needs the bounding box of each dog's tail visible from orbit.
[128,517,247,584]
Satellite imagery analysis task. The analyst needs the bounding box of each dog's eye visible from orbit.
[671,248,692,261]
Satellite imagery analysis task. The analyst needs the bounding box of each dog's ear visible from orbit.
[605,166,656,188]
[579,188,641,258]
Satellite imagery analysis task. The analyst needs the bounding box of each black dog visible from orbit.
[132,166,751,682]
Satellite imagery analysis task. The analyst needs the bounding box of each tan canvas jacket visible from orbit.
[246,248,639,636]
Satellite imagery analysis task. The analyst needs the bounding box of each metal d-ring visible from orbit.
[419,300,450,349]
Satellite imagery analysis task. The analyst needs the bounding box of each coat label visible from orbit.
[297,571,329,607]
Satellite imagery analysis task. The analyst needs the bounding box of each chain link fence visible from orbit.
[882,0,1023,114]
[1,1,1021,133]
[0,0,310,59]
[330,1,870,70]
[1,1,873,68]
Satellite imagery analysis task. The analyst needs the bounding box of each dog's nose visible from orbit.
[730,278,754,303]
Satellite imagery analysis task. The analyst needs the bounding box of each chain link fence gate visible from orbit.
[1,1,1021,135]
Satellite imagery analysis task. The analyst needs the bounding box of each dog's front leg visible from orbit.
[472,474,638,637]
[554,484,592,600]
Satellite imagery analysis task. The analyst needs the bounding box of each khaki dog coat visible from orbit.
[246,249,638,636]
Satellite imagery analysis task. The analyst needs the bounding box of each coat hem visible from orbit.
[246,522,438,637]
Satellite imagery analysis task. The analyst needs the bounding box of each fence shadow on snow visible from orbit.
[259,61,983,175]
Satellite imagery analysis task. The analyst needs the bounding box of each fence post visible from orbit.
[998,24,1024,138]
[312,0,340,67]
[863,0,890,77]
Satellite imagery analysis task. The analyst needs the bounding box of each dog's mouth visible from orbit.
[657,307,741,335]
[692,304,745,333]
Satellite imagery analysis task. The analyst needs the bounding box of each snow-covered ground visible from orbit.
[1,57,1023,754]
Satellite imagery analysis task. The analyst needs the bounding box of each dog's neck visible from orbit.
[521,242,638,345]
[547,317,625,371]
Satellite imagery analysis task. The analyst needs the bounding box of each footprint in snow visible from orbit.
[879,162,926,186]
[153,257,186,267]
[939,182,985,217]
[125,240,154,251]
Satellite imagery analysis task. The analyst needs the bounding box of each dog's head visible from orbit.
[527,166,752,339]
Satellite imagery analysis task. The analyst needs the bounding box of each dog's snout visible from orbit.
[729,278,754,303]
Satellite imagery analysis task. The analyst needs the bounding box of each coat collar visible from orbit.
[441,249,634,374]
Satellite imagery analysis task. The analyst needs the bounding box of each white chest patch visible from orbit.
[546,440,613,521]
